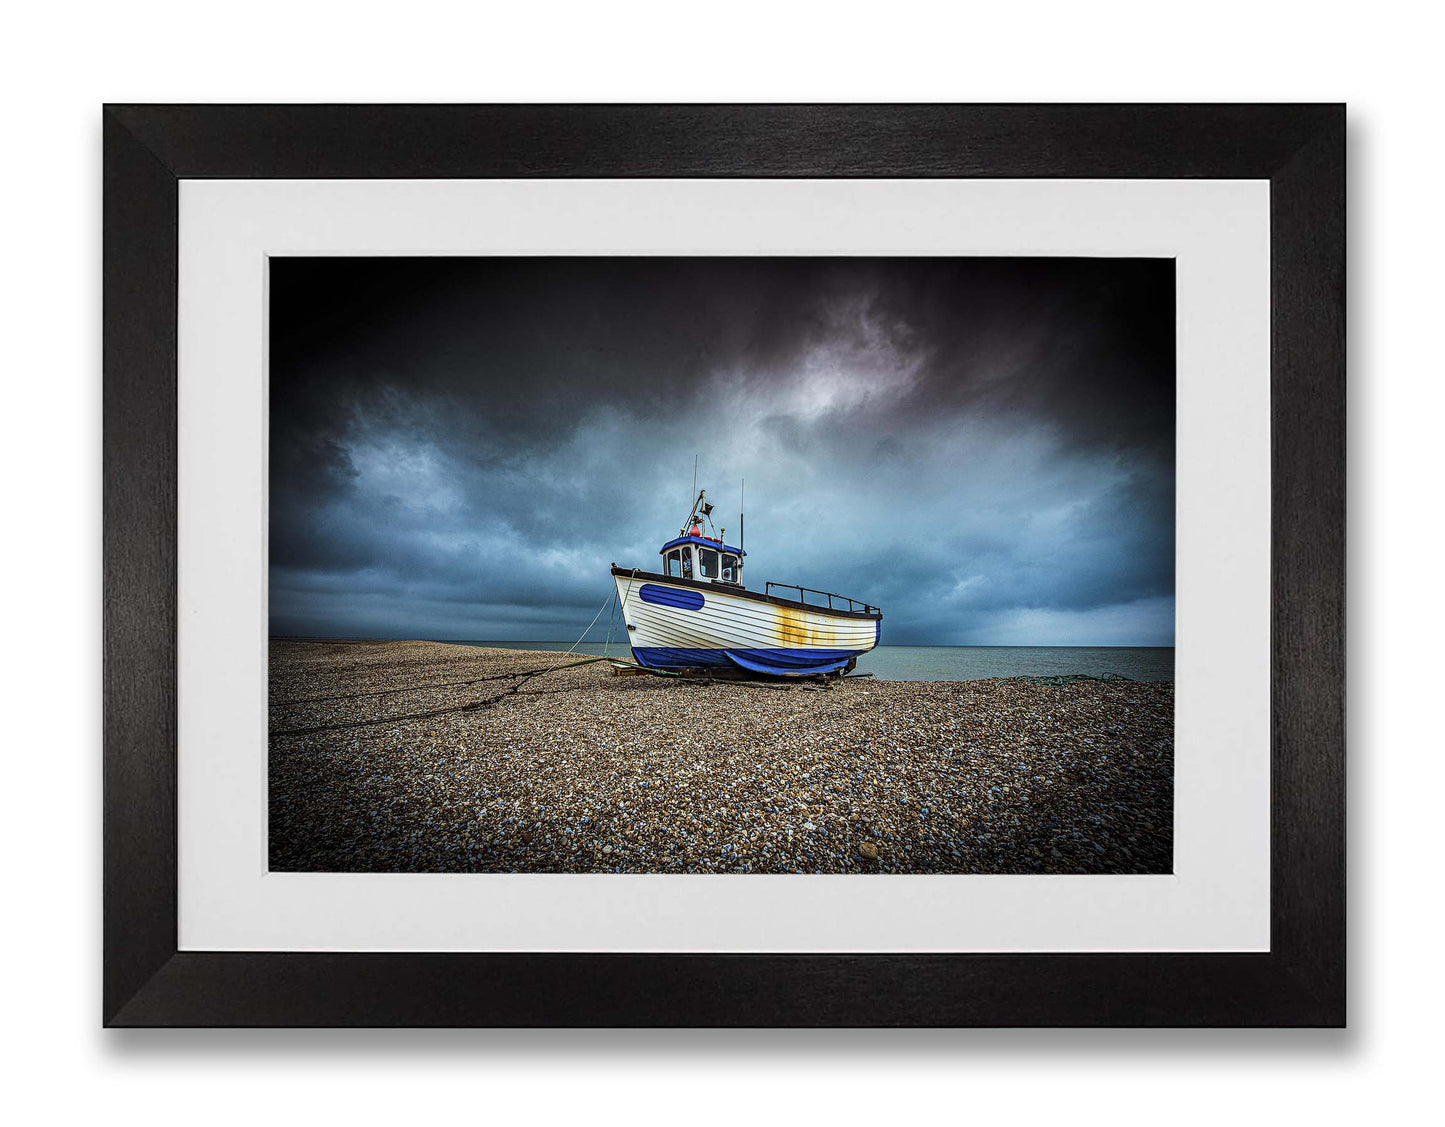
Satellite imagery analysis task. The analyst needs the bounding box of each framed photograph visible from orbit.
[104,104,1343,1026]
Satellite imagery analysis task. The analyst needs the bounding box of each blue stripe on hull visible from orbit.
[631,646,733,668]
[725,650,857,675]
[637,583,705,610]
[631,646,861,676]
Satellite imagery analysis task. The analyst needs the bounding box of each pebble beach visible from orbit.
[269,640,1174,875]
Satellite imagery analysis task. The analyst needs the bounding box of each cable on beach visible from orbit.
[270,650,838,736]
[272,648,666,707]
[269,654,625,737]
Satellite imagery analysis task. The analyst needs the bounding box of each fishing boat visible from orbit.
[611,486,882,677]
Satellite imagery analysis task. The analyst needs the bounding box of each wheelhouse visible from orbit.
[660,534,745,586]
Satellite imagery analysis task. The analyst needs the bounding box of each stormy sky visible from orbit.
[269,257,1174,646]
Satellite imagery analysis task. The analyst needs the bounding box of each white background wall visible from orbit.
[1,1,1432,1122]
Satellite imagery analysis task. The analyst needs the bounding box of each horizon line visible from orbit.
[270,634,1175,650]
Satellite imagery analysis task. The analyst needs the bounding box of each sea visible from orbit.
[448,641,1174,682]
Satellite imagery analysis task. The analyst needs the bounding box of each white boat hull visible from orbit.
[612,570,881,676]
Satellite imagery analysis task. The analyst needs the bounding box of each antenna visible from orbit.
[740,477,745,556]
[682,454,701,535]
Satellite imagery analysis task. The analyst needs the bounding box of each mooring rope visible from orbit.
[565,590,615,654]
[603,587,620,658]
[270,654,623,737]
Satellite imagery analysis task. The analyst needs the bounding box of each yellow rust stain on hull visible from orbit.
[771,603,828,648]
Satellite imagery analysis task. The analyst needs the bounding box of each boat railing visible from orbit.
[765,582,879,616]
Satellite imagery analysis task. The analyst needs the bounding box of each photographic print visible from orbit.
[268,256,1175,876]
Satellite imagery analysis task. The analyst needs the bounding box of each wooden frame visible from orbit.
[103,104,1344,1026]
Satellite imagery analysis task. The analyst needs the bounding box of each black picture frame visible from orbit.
[103,104,1344,1027]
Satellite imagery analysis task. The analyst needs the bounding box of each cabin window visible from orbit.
[665,549,682,578]
[721,554,739,581]
[699,548,719,579]
[680,548,693,579]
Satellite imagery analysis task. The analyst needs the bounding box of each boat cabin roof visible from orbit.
[660,535,746,557]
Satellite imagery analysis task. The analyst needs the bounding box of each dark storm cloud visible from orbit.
[269,257,1174,644]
